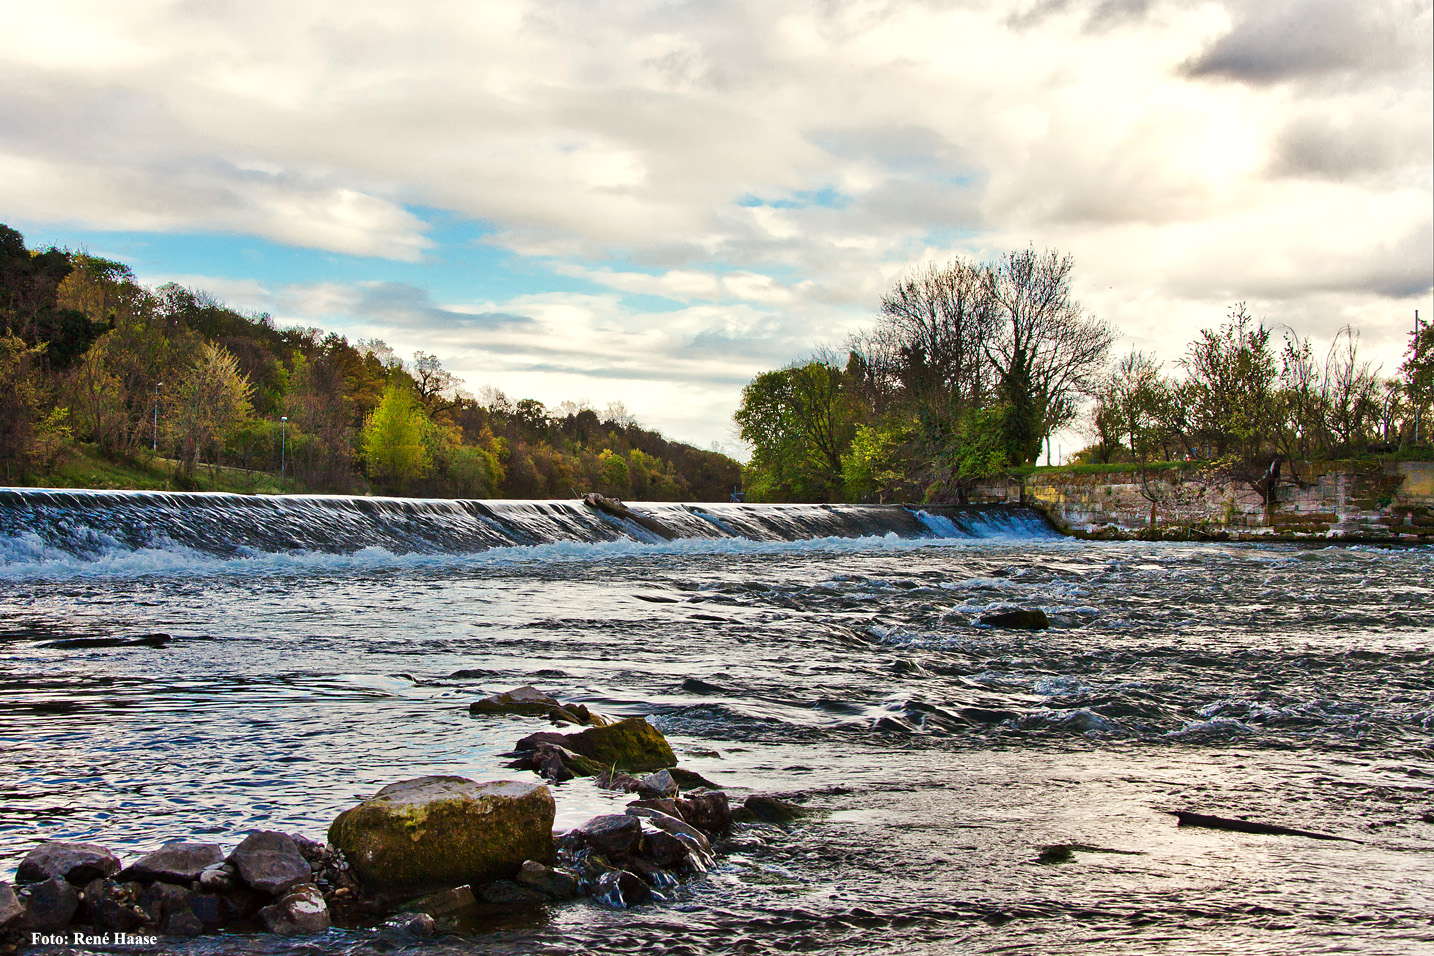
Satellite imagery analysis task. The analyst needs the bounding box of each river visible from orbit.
[1,493,1430,954]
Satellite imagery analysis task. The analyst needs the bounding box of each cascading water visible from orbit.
[0,489,1056,568]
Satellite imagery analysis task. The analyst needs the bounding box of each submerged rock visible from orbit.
[978,609,1051,630]
[16,841,121,886]
[229,830,312,896]
[400,884,476,917]
[121,841,225,884]
[259,883,330,937]
[328,776,554,891]
[739,795,808,824]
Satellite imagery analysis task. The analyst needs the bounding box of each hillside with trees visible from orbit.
[0,224,740,499]
[735,249,1431,503]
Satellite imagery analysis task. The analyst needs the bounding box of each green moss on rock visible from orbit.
[560,717,676,772]
[327,776,554,891]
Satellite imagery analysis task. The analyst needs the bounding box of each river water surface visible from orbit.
[1,496,1431,955]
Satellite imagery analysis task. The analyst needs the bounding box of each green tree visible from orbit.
[361,381,433,492]
[169,343,253,474]
[734,359,866,501]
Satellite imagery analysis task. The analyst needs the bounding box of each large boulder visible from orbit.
[229,831,311,896]
[120,841,224,884]
[16,842,121,886]
[518,717,675,773]
[328,776,554,891]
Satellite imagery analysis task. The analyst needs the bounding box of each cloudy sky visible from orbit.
[2,0,1430,452]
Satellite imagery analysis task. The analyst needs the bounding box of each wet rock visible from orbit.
[978,609,1050,630]
[19,877,80,931]
[740,795,808,824]
[571,814,642,859]
[382,912,437,937]
[626,797,680,818]
[78,879,144,932]
[259,883,330,937]
[515,861,579,900]
[591,869,651,909]
[188,892,231,931]
[477,880,545,904]
[292,836,358,896]
[402,885,476,917]
[626,807,712,854]
[470,685,564,716]
[138,880,194,927]
[635,823,690,869]
[328,776,555,891]
[625,858,678,890]
[594,770,644,792]
[121,841,224,884]
[676,791,733,836]
[0,882,20,927]
[532,742,606,781]
[230,830,312,896]
[668,767,720,790]
[16,841,121,886]
[518,717,675,773]
[636,769,678,799]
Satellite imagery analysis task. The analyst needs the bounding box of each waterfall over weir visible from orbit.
[0,489,1057,564]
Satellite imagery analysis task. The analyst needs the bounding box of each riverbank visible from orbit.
[972,459,1434,542]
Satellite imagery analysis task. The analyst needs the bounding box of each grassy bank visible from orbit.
[7,444,298,495]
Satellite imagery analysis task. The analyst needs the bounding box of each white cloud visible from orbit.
[1,0,1429,447]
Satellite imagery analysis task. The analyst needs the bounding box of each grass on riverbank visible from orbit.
[6,444,296,494]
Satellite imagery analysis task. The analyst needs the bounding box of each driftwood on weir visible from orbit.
[1171,810,1360,842]
[582,493,679,541]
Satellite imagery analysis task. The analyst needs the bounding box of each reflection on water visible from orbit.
[1,535,1432,955]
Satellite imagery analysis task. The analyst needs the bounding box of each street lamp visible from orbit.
[280,416,288,480]
[152,382,163,453]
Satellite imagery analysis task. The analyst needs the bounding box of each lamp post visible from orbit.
[280,416,288,480]
[152,382,163,453]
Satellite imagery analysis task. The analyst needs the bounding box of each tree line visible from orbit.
[0,224,741,499]
[735,248,1432,503]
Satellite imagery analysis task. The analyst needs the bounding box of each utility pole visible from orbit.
[152,384,163,455]
[280,416,288,480]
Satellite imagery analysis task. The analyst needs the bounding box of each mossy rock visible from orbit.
[328,776,553,891]
[560,717,676,773]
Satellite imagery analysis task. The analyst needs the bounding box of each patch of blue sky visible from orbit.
[735,186,851,210]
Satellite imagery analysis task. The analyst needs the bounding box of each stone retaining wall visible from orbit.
[969,461,1434,541]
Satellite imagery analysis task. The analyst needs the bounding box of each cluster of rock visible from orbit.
[2,687,804,947]
[0,828,349,946]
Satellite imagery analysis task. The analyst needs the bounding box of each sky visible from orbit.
[1,0,1430,455]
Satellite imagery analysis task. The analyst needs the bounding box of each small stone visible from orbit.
[591,869,651,909]
[0,882,21,927]
[595,770,643,792]
[122,841,224,884]
[16,842,122,886]
[18,877,80,931]
[676,791,734,836]
[625,807,713,855]
[515,860,580,900]
[230,831,312,896]
[198,862,238,892]
[627,797,680,818]
[572,814,642,860]
[636,769,678,799]
[258,883,330,937]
